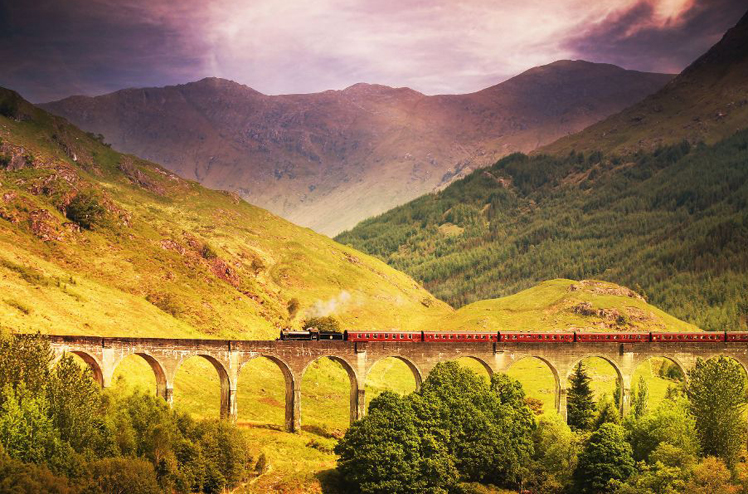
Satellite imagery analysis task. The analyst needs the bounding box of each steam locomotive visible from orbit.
[279,329,746,343]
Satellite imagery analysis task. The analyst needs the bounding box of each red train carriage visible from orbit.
[651,332,725,342]
[575,333,650,343]
[423,332,498,342]
[346,331,423,342]
[725,332,748,342]
[500,332,574,342]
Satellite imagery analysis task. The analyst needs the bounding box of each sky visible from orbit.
[0,0,745,102]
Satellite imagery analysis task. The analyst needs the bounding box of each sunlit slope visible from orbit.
[440,279,701,333]
[541,10,748,155]
[0,88,450,338]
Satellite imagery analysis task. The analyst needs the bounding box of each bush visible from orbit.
[84,457,161,494]
[65,191,106,230]
[0,448,77,494]
[200,243,217,260]
[302,316,341,332]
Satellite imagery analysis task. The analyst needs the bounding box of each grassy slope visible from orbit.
[442,279,700,333]
[0,87,451,339]
[541,10,748,155]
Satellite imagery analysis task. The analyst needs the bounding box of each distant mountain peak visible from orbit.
[40,61,671,235]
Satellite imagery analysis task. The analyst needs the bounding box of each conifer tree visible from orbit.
[632,375,649,418]
[686,356,748,467]
[567,362,595,431]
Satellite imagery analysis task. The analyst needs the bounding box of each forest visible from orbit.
[337,131,748,332]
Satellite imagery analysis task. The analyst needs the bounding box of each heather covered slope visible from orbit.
[0,88,451,338]
[41,62,672,235]
[542,9,748,155]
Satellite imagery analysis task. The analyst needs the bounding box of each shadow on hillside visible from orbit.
[317,467,346,493]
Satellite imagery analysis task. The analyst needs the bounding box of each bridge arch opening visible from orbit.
[64,351,104,387]
[365,356,421,409]
[173,354,231,420]
[110,353,168,400]
[567,356,623,414]
[301,356,358,434]
[505,356,559,416]
[632,357,686,411]
[454,356,493,383]
[237,355,294,429]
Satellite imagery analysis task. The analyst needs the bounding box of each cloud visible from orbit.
[0,0,744,102]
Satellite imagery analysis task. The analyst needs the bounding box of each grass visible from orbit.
[441,279,700,333]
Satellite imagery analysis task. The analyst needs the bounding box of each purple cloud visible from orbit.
[0,0,744,103]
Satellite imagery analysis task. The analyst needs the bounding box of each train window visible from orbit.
[408,334,412,339]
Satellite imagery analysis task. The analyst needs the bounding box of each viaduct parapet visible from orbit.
[47,335,748,432]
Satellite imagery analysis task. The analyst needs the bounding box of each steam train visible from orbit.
[279,329,748,343]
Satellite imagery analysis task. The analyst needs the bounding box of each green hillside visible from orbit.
[0,87,452,338]
[337,133,748,332]
[442,279,700,333]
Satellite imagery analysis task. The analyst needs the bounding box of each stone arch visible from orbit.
[301,355,361,427]
[173,353,233,420]
[111,352,169,401]
[567,354,625,415]
[238,354,297,432]
[506,355,561,415]
[67,351,104,387]
[366,355,423,391]
[631,355,687,411]
[457,356,494,380]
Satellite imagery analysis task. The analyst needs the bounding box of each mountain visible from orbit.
[0,87,452,338]
[40,62,673,235]
[337,13,748,333]
[542,10,748,155]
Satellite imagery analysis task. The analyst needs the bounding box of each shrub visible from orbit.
[85,457,161,494]
[302,316,341,332]
[65,191,106,230]
[200,243,217,260]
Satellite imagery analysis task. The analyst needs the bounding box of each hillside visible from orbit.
[443,279,700,333]
[40,62,672,235]
[0,87,452,338]
[337,132,748,332]
[542,10,748,155]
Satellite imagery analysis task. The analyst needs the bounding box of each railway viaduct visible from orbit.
[47,335,748,432]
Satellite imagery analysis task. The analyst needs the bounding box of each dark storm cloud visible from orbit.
[0,0,210,102]
[0,0,745,103]
[566,0,748,73]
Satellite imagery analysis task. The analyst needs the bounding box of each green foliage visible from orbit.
[686,357,748,466]
[84,457,160,494]
[335,363,535,492]
[526,414,580,493]
[631,376,649,419]
[625,398,700,463]
[574,423,636,494]
[0,447,77,494]
[0,334,252,493]
[335,391,457,494]
[567,362,595,431]
[337,132,748,331]
[593,395,620,430]
[65,191,106,230]
[303,315,341,332]
[685,456,739,493]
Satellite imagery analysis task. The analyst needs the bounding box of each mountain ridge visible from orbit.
[540,9,748,155]
[40,61,673,235]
